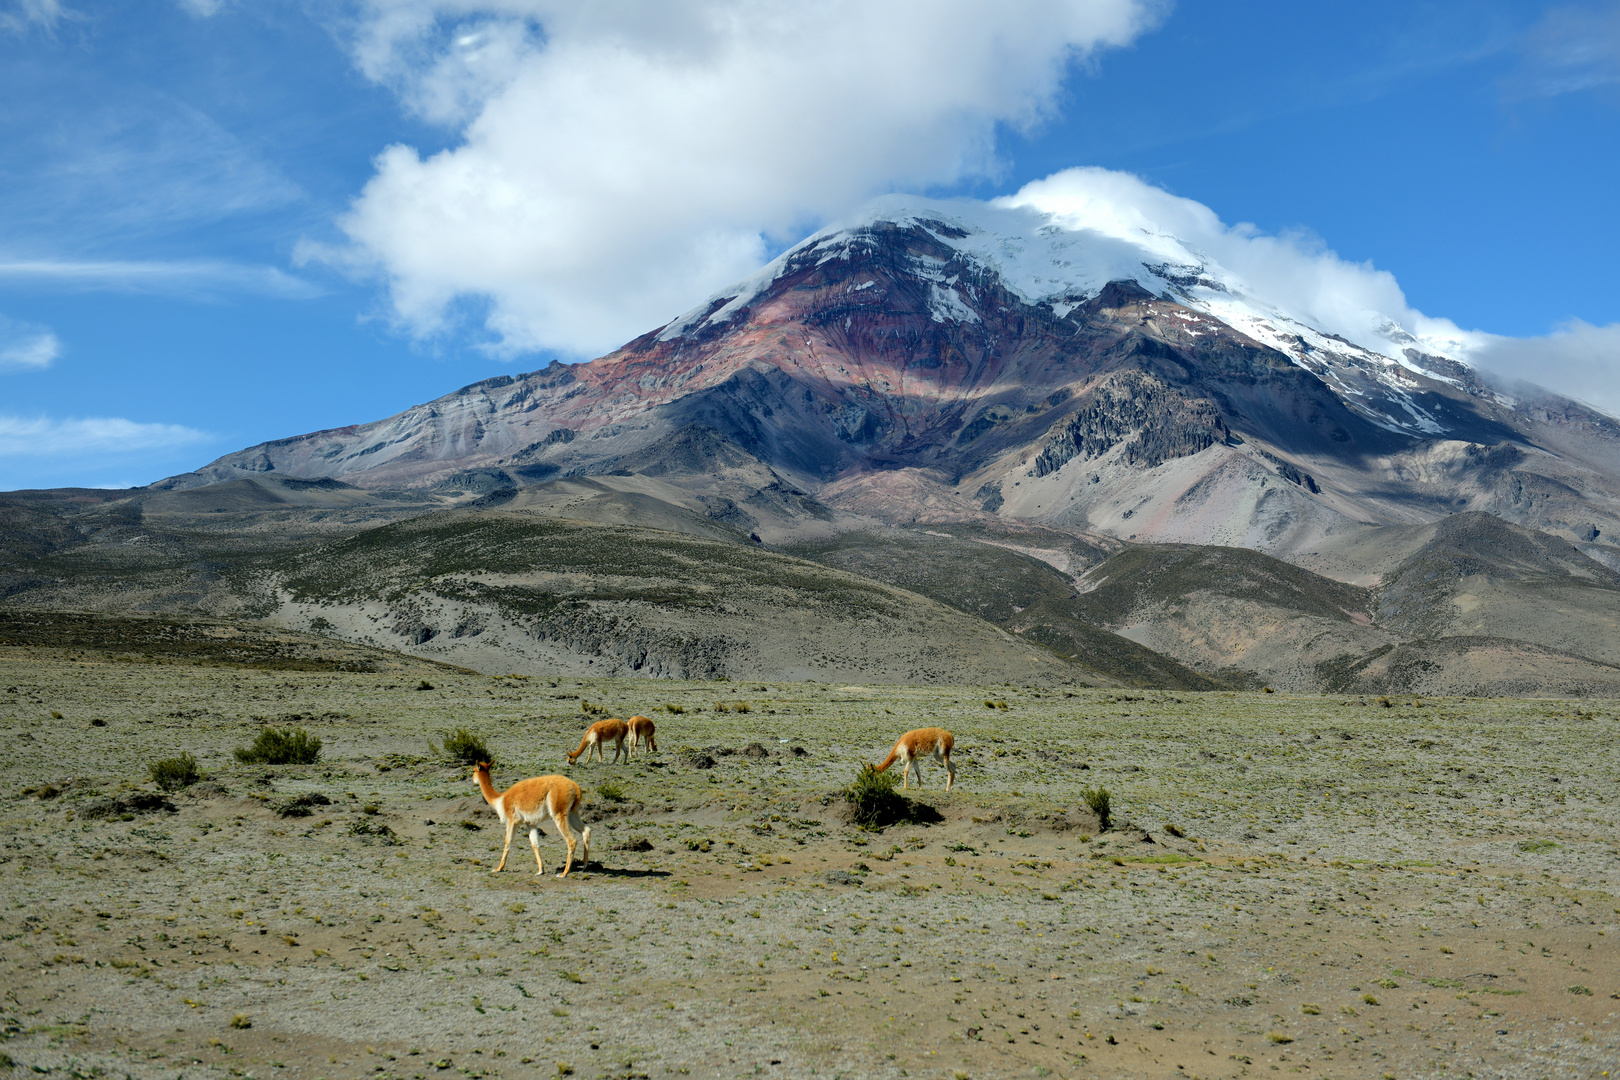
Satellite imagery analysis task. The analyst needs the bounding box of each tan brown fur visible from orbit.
[566,718,628,765]
[472,762,591,878]
[625,715,657,757]
[874,727,956,790]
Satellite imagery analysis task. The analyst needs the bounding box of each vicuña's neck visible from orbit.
[475,769,501,806]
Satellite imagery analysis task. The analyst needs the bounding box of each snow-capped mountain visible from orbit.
[164,193,1620,563]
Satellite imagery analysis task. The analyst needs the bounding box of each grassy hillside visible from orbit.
[267,510,1091,685]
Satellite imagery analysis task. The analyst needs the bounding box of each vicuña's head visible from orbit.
[472,761,491,784]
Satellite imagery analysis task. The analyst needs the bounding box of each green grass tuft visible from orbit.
[235,727,322,765]
[845,765,910,830]
[148,752,201,792]
[1081,785,1112,831]
[440,727,493,767]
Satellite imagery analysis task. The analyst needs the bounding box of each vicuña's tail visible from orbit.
[874,748,899,773]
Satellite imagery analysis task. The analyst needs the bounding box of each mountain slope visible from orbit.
[260,510,1091,685]
[163,197,1620,572]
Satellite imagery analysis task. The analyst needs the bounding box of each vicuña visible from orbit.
[626,715,657,757]
[472,762,591,878]
[567,718,628,765]
[874,727,957,790]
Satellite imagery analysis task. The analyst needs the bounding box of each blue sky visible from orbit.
[2,0,1618,490]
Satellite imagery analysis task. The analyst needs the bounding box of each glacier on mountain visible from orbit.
[652,167,1502,437]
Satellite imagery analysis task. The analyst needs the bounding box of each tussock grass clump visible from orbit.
[596,779,627,803]
[733,701,750,714]
[1081,785,1112,831]
[439,727,493,767]
[235,727,322,765]
[663,703,685,715]
[149,752,201,792]
[842,764,920,835]
[274,792,331,818]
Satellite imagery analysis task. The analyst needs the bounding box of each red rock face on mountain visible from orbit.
[168,212,1620,559]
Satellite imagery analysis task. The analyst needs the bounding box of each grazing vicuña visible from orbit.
[874,727,956,790]
[626,715,657,757]
[566,718,628,765]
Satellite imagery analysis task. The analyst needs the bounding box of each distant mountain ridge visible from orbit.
[162,197,1620,573]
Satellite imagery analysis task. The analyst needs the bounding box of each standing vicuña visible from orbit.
[567,718,628,765]
[874,727,956,790]
[626,715,657,757]
[472,762,591,878]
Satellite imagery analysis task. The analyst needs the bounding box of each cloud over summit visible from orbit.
[329,0,1164,357]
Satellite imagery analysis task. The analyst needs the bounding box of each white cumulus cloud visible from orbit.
[0,415,212,458]
[325,0,1165,357]
[0,315,61,371]
[995,167,1478,359]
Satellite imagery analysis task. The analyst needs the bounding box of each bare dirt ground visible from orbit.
[1,643,1617,1080]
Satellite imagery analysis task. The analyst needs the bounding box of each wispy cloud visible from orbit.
[1472,319,1620,416]
[328,0,1167,357]
[0,414,213,458]
[0,314,60,371]
[0,0,73,34]
[1506,1,1620,99]
[0,258,319,298]
[0,87,305,251]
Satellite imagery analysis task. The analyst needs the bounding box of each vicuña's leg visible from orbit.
[551,809,577,878]
[494,819,516,873]
[528,827,545,875]
[944,752,956,791]
[570,810,591,870]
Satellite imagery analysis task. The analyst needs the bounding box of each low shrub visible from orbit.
[1081,785,1112,831]
[845,765,909,830]
[235,727,322,765]
[596,779,627,803]
[274,792,332,818]
[440,727,493,767]
[149,752,201,792]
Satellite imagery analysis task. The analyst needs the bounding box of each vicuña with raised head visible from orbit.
[626,715,657,757]
[874,727,956,790]
[567,718,628,765]
[472,762,591,878]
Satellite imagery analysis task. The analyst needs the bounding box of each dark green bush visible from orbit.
[149,752,200,792]
[235,727,322,765]
[439,727,493,766]
[274,792,332,818]
[1081,785,1112,831]
[845,765,910,830]
[596,779,627,803]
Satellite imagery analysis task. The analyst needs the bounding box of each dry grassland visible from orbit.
[1,644,1617,1079]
